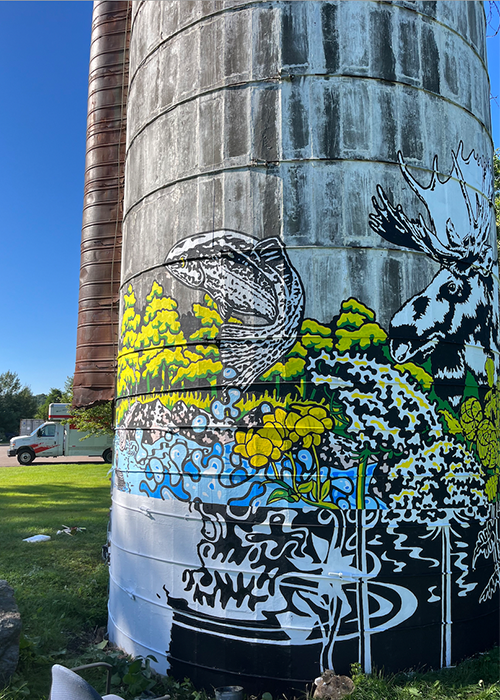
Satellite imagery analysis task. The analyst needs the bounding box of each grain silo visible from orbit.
[104,1,499,692]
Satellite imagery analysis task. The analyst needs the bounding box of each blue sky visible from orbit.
[0,1,498,397]
[0,1,92,395]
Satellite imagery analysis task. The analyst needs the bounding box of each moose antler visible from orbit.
[370,143,494,274]
[369,185,465,266]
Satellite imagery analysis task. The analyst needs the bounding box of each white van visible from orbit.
[8,403,113,465]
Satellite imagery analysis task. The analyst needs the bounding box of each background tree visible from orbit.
[35,393,47,409]
[0,371,37,440]
[70,401,114,438]
[35,387,64,420]
[61,375,73,403]
[35,376,74,420]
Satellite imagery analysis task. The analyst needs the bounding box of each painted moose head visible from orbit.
[370,143,498,406]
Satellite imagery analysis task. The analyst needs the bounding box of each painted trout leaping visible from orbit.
[164,230,305,389]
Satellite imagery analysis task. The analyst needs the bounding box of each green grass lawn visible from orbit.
[0,464,498,700]
[0,463,111,698]
[0,463,110,647]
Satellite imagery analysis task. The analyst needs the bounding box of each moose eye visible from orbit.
[440,279,461,300]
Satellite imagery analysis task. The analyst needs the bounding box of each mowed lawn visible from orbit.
[0,463,111,694]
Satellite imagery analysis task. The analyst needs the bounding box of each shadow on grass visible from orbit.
[0,481,110,498]
[0,483,110,511]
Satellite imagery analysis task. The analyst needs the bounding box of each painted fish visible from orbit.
[164,230,305,389]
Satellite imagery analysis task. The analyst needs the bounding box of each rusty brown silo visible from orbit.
[73,0,131,408]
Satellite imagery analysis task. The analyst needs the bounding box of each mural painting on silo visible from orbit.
[114,144,499,682]
[110,1,499,691]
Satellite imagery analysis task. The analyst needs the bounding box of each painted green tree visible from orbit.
[117,285,142,396]
[117,284,223,397]
[136,282,190,393]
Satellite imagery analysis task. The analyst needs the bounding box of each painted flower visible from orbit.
[234,428,282,468]
[288,405,333,448]
[234,404,333,468]
[272,407,302,439]
[262,409,294,453]
[234,408,297,468]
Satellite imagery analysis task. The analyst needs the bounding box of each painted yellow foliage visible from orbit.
[460,398,483,440]
[476,420,499,472]
[458,373,500,501]
[139,346,189,381]
[302,334,334,351]
[264,319,332,380]
[394,362,433,390]
[336,323,387,353]
[262,357,306,380]
[337,312,367,330]
[483,366,500,427]
[137,283,184,348]
[116,283,224,396]
[117,286,143,395]
[333,299,386,353]
[190,295,223,340]
[301,319,332,336]
[171,357,223,385]
[340,298,375,321]
[116,357,141,396]
[485,357,496,387]
[121,285,141,349]
[301,319,333,351]
[289,341,308,357]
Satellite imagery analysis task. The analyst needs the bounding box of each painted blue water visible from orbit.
[114,430,385,509]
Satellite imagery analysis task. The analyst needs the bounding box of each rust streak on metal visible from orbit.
[73,0,131,408]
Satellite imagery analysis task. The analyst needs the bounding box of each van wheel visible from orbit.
[17,448,35,465]
[103,448,113,464]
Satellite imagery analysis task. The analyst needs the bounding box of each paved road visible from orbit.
[0,444,107,468]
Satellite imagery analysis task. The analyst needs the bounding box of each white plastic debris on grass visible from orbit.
[23,535,51,543]
[56,525,86,535]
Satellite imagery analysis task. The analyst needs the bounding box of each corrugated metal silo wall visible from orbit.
[73,1,131,408]
[109,1,499,692]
